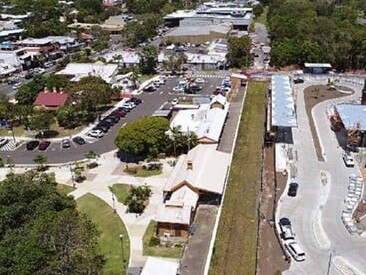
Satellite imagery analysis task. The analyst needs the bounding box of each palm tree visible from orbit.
[33,154,47,171]
[130,68,140,90]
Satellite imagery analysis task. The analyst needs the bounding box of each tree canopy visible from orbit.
[0,172,103,274]
[139,45,158,74]
[226,36,252,68]
[115,116,170,158]
[267,0,366,70]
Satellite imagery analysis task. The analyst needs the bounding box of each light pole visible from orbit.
[326,252,333,275]
[119,234,126,270]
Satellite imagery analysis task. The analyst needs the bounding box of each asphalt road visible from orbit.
[3,74,226,164]
[278,79,366,275]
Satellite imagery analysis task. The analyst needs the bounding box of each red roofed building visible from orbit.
[34,91,69,110]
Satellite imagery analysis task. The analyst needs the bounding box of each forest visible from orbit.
[267,0,366,71]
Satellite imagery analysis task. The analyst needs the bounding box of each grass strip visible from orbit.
[209,81,266,275]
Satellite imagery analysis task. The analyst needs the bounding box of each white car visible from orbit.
[343,152,355,167]
[87,130,104,138]
[285,241,305,262]
[172,86,185,93]
[13,82,21,90]
[0,138,8,148]
[122,102,136,109]
[171,98,179,105]
[195,77,205,84]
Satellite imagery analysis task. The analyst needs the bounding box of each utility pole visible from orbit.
[326,252,333,275]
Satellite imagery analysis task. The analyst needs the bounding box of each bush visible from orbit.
[87,162,99,169]
[149,237,160,247]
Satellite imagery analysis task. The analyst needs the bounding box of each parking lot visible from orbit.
[2,72,229,164]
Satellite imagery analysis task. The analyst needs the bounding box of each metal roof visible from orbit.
[304,63,332,68]
[271,75,297,127]
[335,104,366,131]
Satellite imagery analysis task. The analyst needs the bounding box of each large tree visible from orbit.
[139,45,158,74]
[0,172,103,274]
[226,36,252,68]
[115,116,170,158]
[162,51,187,74]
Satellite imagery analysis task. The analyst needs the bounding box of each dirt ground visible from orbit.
[257,145,290,275]
[303,85,352,161]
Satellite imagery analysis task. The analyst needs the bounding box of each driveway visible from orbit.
[277,79,366,275]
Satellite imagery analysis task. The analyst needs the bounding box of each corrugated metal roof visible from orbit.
[271,75,297,127]
[336,104,366,131]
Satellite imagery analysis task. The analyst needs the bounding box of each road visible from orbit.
[250,23,270,70]
[2,74,226,164]
[278,78,366,275]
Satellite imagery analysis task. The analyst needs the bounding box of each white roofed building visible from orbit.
[171,94,229,144]
[56,62,118,83]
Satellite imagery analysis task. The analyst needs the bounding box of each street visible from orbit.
[278,79,366,275]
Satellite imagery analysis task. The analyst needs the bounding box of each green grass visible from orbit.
[142,220,183,258]
[0,126,24,137]
[109,184,132,205]
[56,184,75,196]
[140,74,156,83]
[209,81,266,275]
[77,193,130,275]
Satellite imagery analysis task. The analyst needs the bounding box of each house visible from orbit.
[0,48,32,69]
[141,257,179,275]
[103,50,140,68]
[34,90,69,110]
[157,144,230,238]
[16,37,58,53]
[170,94,229,144]
[158,52,226,70]
[0,62,17,78]
[56,62,118,84]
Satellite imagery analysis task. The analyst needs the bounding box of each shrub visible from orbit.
[149,237,160,247]
[87,162,99,169]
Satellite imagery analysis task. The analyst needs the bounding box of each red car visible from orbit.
[112,110,126,117]
[38,140,51,150]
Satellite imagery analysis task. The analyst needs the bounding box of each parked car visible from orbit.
[61,138,71,148]
[111,110,126,117]
[26,140,40,150]
[94,125,109,133]
[293,78,304,84]
[87,130,104,138]
[278,217,295,241]
[117,107,130,113]
[288,182,299,197]
[0,138,8,147]
[143,85,156,92]
[172,86,185,93]
[98,120,113,128]
[72,136,86,145]
[38,140,51,150]
[343,152,355,167]
[189,84,202,92]
[171,98,179,105]
[122,102,136,109]
[285,241,306,262]
[12,82,22,90]
[130,97,142,104]
[107,115,120,123]
[195,77,205,84]
[24,74,33,80]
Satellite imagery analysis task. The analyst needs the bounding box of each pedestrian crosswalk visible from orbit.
[0,140,18,151]
[193,74,228,79]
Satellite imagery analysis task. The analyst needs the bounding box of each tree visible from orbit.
[124,185,151,213]
[45,75,71,91]
[168,126,197,155]
[139,45,158,74]
[226,36,252,68]
[33,154,47,171]
[72,161,85,183]
[15,74,46,105]
[115,116,170,158]
[162,51,188,74]
[253,3,264,17]
[130,67,140,90]
[0,172,103,274]
[29,108,54,133]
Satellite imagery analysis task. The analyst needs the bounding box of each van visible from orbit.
[285,241,305,261]
[278,217,295,240]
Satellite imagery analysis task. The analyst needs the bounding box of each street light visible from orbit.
[119,234,126,270]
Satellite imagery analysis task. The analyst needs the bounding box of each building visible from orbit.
[34,90,69,110]
[303,63,332,74]
[157,144,230,238]
[0,62,17,78]
[162,22,232,44]
[17,36,81,53]
[0,48,32,69]
[56,62,118,83]
[103,50,139,68]
[164,7,253,31]
[141,257,179,275]
[170,94,229,144]
[68,15,126,34]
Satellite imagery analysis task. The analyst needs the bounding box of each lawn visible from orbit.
[0,126,24,137]
[76,193,130,275]
[109,184,132,204]
[56,184,75,196]
[140,74,156,83]
[143,220,183,258]
[209,81,266,275]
